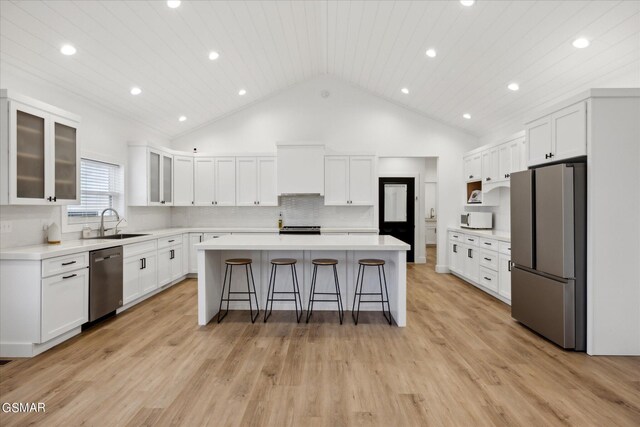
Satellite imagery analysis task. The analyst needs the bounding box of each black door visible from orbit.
[379,177,415,262]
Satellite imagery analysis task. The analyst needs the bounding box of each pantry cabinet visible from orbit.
[1,91,81,205]
[324,155,375,206]
[526,101,586,167]
[236,157,277,206]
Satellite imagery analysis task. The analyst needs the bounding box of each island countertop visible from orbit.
[196,234,411,251]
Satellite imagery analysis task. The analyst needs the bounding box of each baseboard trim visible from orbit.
[415,256,426,264]
[435,265,450,274]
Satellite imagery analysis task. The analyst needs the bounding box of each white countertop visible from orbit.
[0,227,380,260]
[196,234,410,251]
[447,226,510,242]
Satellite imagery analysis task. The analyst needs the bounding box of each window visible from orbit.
[67,159,121,220]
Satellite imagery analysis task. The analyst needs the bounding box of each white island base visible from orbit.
[197,234,410,327]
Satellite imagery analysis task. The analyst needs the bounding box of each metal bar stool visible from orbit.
[306,258,344,324]
[264,258,303,323]
[218,258,259,323]
[352,259,392,325]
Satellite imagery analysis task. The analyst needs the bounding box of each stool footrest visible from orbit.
[358,300,390,303]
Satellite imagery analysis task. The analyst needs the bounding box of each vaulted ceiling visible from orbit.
[1,1,638,138]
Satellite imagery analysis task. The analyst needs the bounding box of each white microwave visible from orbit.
[460,212,492,229]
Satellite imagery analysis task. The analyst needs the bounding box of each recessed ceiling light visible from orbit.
[572,38,590,49]
[60,44,76,56]
[167,0,181,8]
[508,83,520,91]
[425,48,437,58]
[208,51,220,61]
[460,0,475,6]
[463,113,471,119]
[179,116,187,122]
[130,87,142,96]
[401,88,409,94]
[238,89,247,96]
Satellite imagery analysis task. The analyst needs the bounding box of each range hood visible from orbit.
[277,143,325,195]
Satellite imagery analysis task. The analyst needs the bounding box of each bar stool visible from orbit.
[352,259,392,325]
[264,258,303,323]
[218,258,259,323]
[306,259,344,324]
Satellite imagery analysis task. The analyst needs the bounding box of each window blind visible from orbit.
[67,159,121,218]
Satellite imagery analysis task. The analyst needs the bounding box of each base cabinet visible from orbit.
[123,250,158,305]
[158,244,183,286]
[448,231,510,304]
[41,267,88,342]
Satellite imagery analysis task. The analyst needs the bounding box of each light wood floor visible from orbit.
[1,248,639,426]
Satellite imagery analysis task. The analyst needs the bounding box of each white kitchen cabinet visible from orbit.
[193,157,236,206]
[498,137,526,181]
[481,146,500,184]
[324,155,375,206]
[1,92,81,206]
[41,266,88,342]
[277,144,325,195]
[498,253,512,300]
[215,157,236,206]
[463,153,482,182]
[462,244,480,283]
[128,145,173,206]
[158,241,183,286]
[448,240,463,274]
[173,155,194,206]
[551,101,587,162]
[236,157,277,206]
[188,233,203,273]
[182,234,189,274]
[526,101,586,167]
[123,240,158,305]
[526,116,552,167]
[194,158,215,205]
[425,220,437,245]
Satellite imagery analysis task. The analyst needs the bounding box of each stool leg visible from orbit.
[290,264,301,323]
[380,265,392,325]
[306,264,318,323]
[356,265,366,324]
[352,264,363,325]
[293,264,303,323]
[268,264,277,318]
[332,265,343,325]
[264,263,275,323]
[247,264,260,323]
[218,264,230,323]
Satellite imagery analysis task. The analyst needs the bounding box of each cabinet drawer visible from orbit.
[203,233,229,241]
[124,240,158,258]
[158,235,182,249]
[42,252,88,278]
[479,238,498,251]
[449,231,463,242]
[479,249,498,271]
[499,241,512,256]
[479,267,498,292]
[465,235,479,246]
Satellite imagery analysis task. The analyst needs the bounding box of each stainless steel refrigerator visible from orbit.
[510,163,586,351]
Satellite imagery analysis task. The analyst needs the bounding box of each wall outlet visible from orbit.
[0,221,12,233]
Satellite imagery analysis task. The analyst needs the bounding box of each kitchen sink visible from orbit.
[90,233,150,240]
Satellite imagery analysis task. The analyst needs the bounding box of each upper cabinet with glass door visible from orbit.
[127,144,174,206]
[0,90,81,205]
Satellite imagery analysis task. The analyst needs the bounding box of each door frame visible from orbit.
[377,173,423,263]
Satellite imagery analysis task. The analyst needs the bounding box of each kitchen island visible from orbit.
[197,234,410,326]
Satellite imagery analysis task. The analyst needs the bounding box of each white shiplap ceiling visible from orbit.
[1,0,638,138]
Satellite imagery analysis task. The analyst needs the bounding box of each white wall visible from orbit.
[172,75,478,268]
[587,96,640,355]
[0,66,172,248]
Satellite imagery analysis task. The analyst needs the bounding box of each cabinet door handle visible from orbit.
[545,154,549,159]
[486,177,491,181]
[549,152,554,158]
[62,274,77,279]
[170,249,174,260]
[468,249,472,258]
[168,239,175,243]
[469,175,473,179]
[508,261,512,272]
[468,238,474,242]
[484,257,491,261]
[53,196,57,202]
[47,196,52,202]
[483,276,492,281]
[61,260,77,266]
[483,242,491,246]
[453,244,457,253]
[140,258,144,270]
[199,235,203,242]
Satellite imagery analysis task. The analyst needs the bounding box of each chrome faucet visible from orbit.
[99,208,120,237]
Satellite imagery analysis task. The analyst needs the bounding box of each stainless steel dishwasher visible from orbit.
[89,246,123,321]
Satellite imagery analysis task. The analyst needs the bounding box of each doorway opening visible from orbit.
[379,177,416,262]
